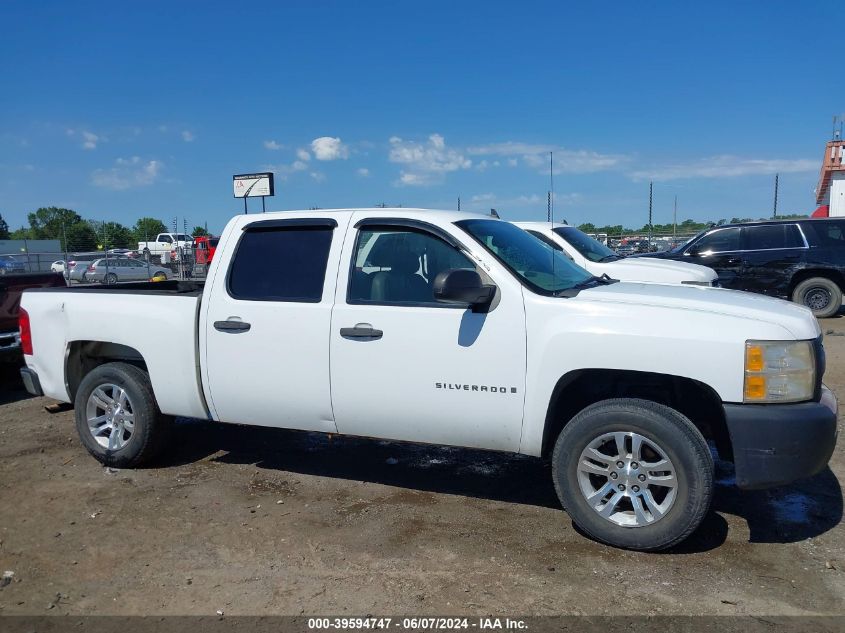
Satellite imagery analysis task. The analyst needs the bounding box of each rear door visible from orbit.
[739,224,807,297]
[202,216,347,432]
[682,227,744,288]
[329,216,527,452]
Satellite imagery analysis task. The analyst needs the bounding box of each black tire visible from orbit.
[74,362,172,468]
[551,398,713,551]
[792,277,842,318]
[104,272,118,285]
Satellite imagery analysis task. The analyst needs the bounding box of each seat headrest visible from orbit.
[391,249,420,274]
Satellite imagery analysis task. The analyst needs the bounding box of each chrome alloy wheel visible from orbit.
[86,383,135,450]
[577,431,677,527]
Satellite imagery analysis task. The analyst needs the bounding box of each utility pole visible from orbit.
[457,196,461,211]
[673,195,677,242]
[773,173,779,219]
[648,182,654,247]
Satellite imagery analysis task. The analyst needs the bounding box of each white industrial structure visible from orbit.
[814,139,845,217]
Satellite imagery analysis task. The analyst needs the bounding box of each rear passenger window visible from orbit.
[228,226,333,302]
[745,224,803,250]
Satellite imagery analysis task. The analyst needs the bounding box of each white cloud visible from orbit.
[357,168,370,177]
[91,156,162,190]
[181,130,195,142]
[389,133,472,186]
[311,136,349,161]
[467,141,627,174]
[629,155,818,181]
[310,172,326,182]
[264,140,282,150]
[292,160,309,171]
[263,158,312,181]
[65,128,105,150]
[296,148,311,161]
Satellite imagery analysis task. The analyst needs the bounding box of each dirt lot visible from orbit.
[0,322,843,617]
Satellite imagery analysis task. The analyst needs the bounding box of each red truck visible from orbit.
[192,235,219,275]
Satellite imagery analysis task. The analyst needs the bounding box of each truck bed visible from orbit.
[21,280,209,419]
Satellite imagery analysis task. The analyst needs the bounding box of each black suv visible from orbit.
[637,218,845,317]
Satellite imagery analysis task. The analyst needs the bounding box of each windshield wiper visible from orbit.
[554,274,618,297]
[598,254,620,262]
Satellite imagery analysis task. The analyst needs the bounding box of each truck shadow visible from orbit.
[166,419,842,552]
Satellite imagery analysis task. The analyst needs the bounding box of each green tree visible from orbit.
[89,221,133,249]
[0,213,9,239]
[132,217,167,243]
[26,207,83,241]
[64,222,99,252]
[10,226,33,240]
[191,225,208,237]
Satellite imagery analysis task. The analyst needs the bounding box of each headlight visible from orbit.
[744,340,815,403]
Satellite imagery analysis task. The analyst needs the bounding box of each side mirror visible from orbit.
[433,269,495,309]
[686,246,700,257]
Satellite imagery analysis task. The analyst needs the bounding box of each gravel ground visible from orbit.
[0,320,843,616]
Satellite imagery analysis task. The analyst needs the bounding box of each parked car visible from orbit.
[0,272,65,362]
[19,208,836,551]
[0,255,26,275]
[50,260,66,273]
[514,222,717,285]
[85,258,172,284]
[67,259,94,282]
[635,218,845,317]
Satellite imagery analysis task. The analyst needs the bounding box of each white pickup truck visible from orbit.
[138,233,193,257]
[19,208,837,551]
[514,221,718,285]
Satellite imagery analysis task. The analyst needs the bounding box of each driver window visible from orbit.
[349,228,476,305]
[690,228,740,254]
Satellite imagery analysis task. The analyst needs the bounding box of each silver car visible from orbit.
[85,258,173,284]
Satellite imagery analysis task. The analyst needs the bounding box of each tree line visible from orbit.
[576,214,809,237]
[0,208,208,252]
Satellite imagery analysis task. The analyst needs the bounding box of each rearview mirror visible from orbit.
[433,269,495,310]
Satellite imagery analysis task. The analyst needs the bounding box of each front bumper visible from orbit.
[723,385,838,489]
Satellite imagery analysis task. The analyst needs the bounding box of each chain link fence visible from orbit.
[0,226,213,284]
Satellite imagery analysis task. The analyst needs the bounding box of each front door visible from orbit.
[330,218,527,452]
[203,217,345,432]
[682,226,744,289]
[738,223,806,297]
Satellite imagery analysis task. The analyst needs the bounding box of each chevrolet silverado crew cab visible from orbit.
[514,221,718,286]
[19,209,838,551]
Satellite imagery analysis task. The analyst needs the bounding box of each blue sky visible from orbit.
[1,1,843,234]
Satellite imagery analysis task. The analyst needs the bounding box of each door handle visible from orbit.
[214,319,251,333]
[340,324,383,339]
[726,257,742,264]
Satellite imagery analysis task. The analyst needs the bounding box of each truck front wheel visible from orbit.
[74,362,172,468]
[551,398,713,551]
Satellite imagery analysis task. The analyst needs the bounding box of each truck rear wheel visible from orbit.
[74,362,172,468]
[792,277,842,318]
[551,398,713,551]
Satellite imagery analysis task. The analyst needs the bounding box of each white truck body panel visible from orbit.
[514,221,717,285]
[22,208,822,458]
[22,290,207,419]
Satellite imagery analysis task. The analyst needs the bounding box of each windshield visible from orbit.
[175,234,191,241]
[553,227,619,262]
[456,219,593,295]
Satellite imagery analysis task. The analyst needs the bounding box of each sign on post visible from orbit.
[233,172,275,213]
[233,172,274,198]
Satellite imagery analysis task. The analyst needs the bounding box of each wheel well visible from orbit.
[66,341,147,402]
[542,369,731,461]
[788,269,845,295]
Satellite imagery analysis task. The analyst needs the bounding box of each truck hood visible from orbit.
[606,257,716,283]
[580,282,820,339]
